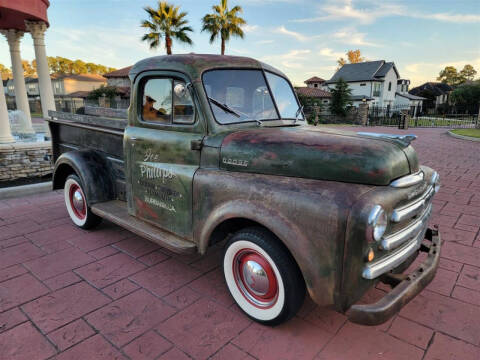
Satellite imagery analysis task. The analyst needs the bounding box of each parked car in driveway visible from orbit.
[47,54,441,325]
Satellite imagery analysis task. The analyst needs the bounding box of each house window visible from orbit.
[373,83,381,97]
[360,83,366,86]
[388,82,392,91]
[314,84,318,88]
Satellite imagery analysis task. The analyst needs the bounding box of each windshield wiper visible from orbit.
[208,97,241,118]
[294,105,304,124]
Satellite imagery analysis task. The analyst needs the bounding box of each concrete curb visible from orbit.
[0,181,52,200]
[447,130,480,142]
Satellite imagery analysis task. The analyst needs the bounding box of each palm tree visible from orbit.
[141,1,193,55]
[201,0,246,55]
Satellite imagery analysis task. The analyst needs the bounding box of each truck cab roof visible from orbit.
[128,54,288,82]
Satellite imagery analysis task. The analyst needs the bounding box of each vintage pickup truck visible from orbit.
[48,54,441,326]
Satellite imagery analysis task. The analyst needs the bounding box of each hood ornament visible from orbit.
[357,132,417,146]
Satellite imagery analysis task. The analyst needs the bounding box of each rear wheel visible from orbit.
[223,227,305,326]
[64,174,101,229]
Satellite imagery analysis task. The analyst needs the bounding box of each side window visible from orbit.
[388,82,392,91]
[142,78,172,123]
[173,80,195,124]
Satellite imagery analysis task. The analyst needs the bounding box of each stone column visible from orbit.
[25,21,55,120]
[358,102,369,126]
[1,29,34,135]
[0,83,15,143]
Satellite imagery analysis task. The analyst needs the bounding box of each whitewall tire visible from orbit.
[64,175,101,229]
[223,227,305,325]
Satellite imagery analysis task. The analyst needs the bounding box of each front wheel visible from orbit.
[64,174,101,229]
[223,227,305,326]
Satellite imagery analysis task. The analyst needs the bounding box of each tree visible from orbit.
[336,49,364,69]
[141,1,193,55]
[437,66,461,86]
[450,80,480,113]
[45,56,115,75]
[87,85,119,100]
[459,64,477,82]
[22,60,36,77]
[0,63,12,79]
[330,78,352,117]
[201,0,246,55]
[297,92,322,125]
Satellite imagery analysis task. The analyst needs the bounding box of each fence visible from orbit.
[303,105,364,125]
[368,105,479,128]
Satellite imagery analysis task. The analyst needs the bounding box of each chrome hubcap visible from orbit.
[233,249,279,309]
[72,190,85,213]
[242,260,269,296]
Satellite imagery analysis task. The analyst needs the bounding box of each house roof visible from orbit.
[396,92,426,100]
[295,87,331,98]
[53,73,106,82]
[409,82,453,97]
[67,91,91,98]
[104,66,133,78]
[304,76,325,84]
[326,60,399,84]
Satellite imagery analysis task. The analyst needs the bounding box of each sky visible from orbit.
[1,0,479,87]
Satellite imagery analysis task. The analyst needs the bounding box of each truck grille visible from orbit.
[362,172,436,280]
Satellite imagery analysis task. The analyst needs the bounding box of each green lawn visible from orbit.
[451,128,480,138]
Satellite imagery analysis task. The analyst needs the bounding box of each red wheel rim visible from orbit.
[69,183,86,220]
[233,249,278,309]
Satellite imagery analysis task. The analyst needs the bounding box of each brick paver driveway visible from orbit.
[1,127,479,360]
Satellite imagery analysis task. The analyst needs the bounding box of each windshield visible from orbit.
[202,69,303,124]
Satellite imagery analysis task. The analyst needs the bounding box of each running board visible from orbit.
[91,200,197,254]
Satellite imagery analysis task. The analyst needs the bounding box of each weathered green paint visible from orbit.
[49,54,440,325]
[219,127,411,185]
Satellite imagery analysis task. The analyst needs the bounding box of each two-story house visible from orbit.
[324,60,399,109]
[409,82,452,110]
[103,66,132,100]
[395,79,425,116]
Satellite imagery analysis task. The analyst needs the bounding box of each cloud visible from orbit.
[417,13,480,23]
[292,0,404,24]
[255,39,275,45]
[260,49,311,69]
[332,28,379,47]
[401,57,480,86]
[318,48,345,59]
[275,26,309,42]
[291,0,480,25]
[242,24,259,33]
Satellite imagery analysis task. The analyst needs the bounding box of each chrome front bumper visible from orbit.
[346,227,441,325]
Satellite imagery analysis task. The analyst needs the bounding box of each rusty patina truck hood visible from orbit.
[218,127,418,185]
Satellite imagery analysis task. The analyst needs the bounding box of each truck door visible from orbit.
[124,72,205,239]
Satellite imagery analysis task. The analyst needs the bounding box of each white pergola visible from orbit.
[0,21,55,143]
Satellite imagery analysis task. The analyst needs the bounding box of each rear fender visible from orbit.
[53,150,115,205]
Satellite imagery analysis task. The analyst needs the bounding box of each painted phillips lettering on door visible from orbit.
[140,163,175,182]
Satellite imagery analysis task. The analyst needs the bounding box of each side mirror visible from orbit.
[174,82,191,98]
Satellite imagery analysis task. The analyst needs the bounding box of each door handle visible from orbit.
[191,139,203,150]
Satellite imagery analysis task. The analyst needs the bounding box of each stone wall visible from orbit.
[0,142,53,181]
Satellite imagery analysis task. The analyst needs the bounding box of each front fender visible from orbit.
[193,169,372,306]
[53,150,115,205]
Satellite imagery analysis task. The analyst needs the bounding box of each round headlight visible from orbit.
[369,205,388,241]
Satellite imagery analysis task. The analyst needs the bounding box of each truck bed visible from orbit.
[47,110,127,200]
[48,110,126,162]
